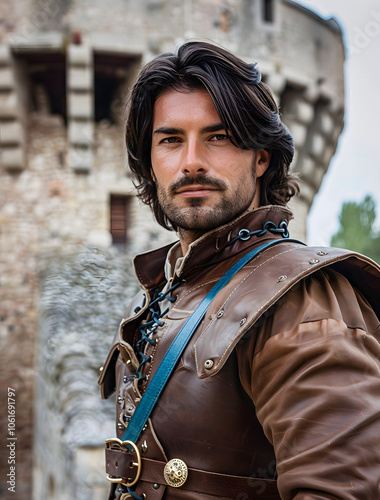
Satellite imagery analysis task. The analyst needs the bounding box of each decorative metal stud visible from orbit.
[216,310,224,319]
[153,483,159,490]
[141,440,148,454]
[117,423,124,430]
[117,396,124,404]
[309,259,320,265]
[317,251,328,256]
[204,359,214,370]
[164,458,188,488]
[99,366,104,373]
[277,275,287,282]
[239,318,247,326]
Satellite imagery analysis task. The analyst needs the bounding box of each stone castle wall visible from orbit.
[0,1,345,499]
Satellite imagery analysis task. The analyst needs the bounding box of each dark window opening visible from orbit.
[15,51,67,121]
[94,52,140,124]
[110,195,130,245]
[94,75,120,123]
[263,0,274,23]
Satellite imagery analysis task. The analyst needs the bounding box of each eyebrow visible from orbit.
[153,123,226,135]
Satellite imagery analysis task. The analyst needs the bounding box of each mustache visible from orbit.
[168,175,227,195]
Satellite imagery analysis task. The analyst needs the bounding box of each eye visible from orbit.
[161,137,181,144]
[209,134,228,142]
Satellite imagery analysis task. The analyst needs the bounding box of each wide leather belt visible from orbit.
[106,443,280,499]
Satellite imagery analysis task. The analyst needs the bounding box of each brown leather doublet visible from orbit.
[99,206,380,500]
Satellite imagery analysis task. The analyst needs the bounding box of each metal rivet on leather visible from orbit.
[204,359,214,370]
[277,275,287,282]
[117,423,124,430]
[141,440,148,454]
[216,310,224,319]
[239,318,247,326]
[153,483,160,490]
[117,396,124,404]
[316,251,328,256]
[309,259,320,264]
[99,366,103,372]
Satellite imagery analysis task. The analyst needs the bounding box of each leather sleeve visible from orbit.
[236,269,380,500]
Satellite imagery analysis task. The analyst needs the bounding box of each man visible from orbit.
[99,41,380,500]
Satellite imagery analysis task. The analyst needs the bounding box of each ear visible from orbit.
[150,167,157,183]
[255,149,271,178]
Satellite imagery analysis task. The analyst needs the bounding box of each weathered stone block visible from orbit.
[295,101,314,125]
[1,146,24,170]
[265,73,286,96]
[0,68,15,90]
[68,145,93,171]
[0,44,12,65]
[67,44,92,66]
[310,133,325,159]
[68,93,93,119]
[317,112,334,135]
[288,121,307,148]
[0,92,19,117]
[68,67,93,91]
[299,156,315,178]
[0,121,24,145]
[68,120,94,146]
[284,98,314,124]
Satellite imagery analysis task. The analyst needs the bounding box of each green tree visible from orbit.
[331,195,380,264]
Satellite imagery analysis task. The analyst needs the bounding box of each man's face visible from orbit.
[151,88,269,235]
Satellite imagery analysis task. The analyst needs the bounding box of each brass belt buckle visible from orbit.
[105,438,142,487]
[164,458,188,487]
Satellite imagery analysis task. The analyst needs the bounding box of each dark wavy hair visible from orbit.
[126,41,299,231]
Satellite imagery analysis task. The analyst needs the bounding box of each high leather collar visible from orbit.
[133,205,293,290]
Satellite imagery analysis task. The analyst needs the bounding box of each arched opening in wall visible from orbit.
[15,51,67,121]
[263,0,274,23]
[110,194,131,245]
[94,52,140,124]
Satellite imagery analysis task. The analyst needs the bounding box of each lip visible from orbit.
[176,185,218,197]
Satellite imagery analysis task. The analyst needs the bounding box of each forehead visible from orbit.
[152,88,221,128]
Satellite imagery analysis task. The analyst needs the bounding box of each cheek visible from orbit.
[221,151,255,180]
[151,149,178,176]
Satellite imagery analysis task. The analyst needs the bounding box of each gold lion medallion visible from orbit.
[163,458,188,487]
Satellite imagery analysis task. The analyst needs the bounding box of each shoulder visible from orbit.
[273,266,377,333]
[196,243,380,378]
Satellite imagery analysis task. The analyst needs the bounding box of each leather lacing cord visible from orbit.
[134,280,183,383]
[227,220,289,247]
[125,281,183,499]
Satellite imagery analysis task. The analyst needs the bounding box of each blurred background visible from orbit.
[0,1,378,499]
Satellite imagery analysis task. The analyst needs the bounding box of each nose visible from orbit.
[181,138,208,176]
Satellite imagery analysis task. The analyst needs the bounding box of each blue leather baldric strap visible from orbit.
[122,238,304,445]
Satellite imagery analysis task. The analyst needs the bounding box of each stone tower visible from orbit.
[0,1,344,499]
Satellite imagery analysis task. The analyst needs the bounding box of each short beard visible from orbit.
[156,170,257,234]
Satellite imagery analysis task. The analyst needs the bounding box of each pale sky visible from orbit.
[292,0,380,245]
